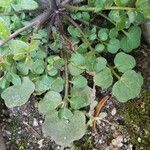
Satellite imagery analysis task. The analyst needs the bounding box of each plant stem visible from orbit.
[98,13,127,35]
[65,5,135,12]
[63,52,69,102]
[108,65,121,80]
[64,15,95,51]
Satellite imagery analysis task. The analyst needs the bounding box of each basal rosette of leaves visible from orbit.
[0,0,149,147]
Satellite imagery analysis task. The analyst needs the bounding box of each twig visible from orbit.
[23,121,41,138]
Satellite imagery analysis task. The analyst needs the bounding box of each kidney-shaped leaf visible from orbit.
[114,52,136,73]
[12,0,38,11]
[112,70,143,102]
[107,38,120,53]
[94,57,107,73]
[38,91,62,115]
[120,26,141,52]
[70,96,87,110]
[72,75,87,89]
[94,67,113,89]
[42,110,86,146]
[1,77,35,108]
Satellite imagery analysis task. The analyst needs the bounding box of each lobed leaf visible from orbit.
[112,70,143,102]
[120,26,141,52]
[114,52,136,73]
[1,77,35,108]
[42,110,86,146]
[38,91,62,115]
[94,67,113,89]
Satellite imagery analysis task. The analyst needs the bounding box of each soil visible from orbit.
[0,44,150,150]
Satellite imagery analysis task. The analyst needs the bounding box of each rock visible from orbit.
[99,112,107,119]
[111,108,117,116]
[112,135,123,148]
[137,137,141,143]
[33,118,38,127]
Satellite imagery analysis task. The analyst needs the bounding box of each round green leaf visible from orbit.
[71,52,85,67]
[9,40,28,54]
[12,0,38,11]
[42,110,86,146]
[31,60,45,74]
[68,25,80,38]
[47,66,58,76]
[1,77,35,108]
[94,67,113,89]
[35,75,54,94]
[38,91,62,115]
[72,75,87,89]
[114,52,136,73]
[71,86,94,106]
[68,63,84,76]
[70,96,87,110]
[112,70,143,102]
[98,28,108,41]
[95,43,105,52]
[58,108,73,120]
[51,77,64,92]
[120,26,141,52]
[107,38,120,53]
[16,61,29,75]
[94,57,107,72]
[109,28,118,39]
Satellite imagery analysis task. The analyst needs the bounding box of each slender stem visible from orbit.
[64,15,95,51]
[65,5,128,35]
[65,5,135,12]
[98,13,127,35]
[63,52,69,102]
[108,65,121,80]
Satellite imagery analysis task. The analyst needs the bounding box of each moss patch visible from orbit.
[120,90,150,150]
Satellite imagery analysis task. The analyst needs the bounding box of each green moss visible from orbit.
[120,90,150,150]
[74,135,93,150]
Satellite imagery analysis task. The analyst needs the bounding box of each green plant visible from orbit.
[0,0,149,147]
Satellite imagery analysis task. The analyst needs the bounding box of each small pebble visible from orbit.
[99,139,103,144]
[112,135,123,147]
[111,108,117,116]
[99,112,107,119]
[138,137,141,142]
[33,118,38,127]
